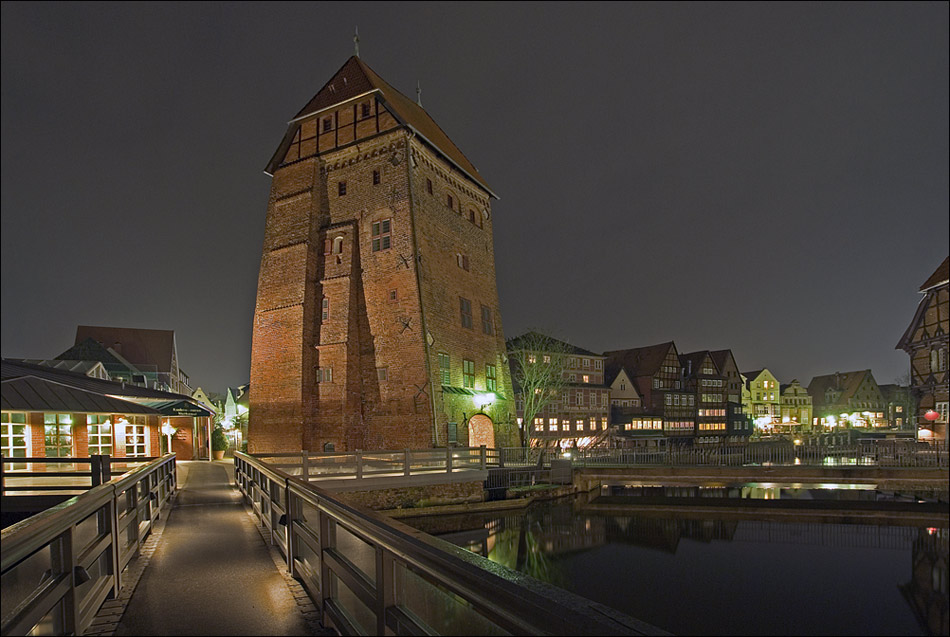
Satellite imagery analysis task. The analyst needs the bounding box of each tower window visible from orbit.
[377,367,388,381]
[463,359,475,389]
[460,297,473,329]
[323,117,333,132]
[372,169,380,185]
[371,219,391,252]
[439,353,451,385]
[481,305,494,335]
[338,181,347,196]
[389,289,398,302]
[332,236,344,254]
[457,253,470,271]
[361,101,371,118]
[447,194,454,210]
[316,367,333,383]
[486,364,497,392]
[322,297,329,321]
[427,179,433,195]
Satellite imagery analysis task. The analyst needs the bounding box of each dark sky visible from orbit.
[2,3,947,393]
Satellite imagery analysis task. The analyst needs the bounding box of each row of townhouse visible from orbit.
[510,335,754,448]
[741,367,915,432]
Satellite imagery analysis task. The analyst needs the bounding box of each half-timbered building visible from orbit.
[897,256,949,440]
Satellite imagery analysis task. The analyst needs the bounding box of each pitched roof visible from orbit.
[709,349,738,372]
[604,342,676,379]
[11,359,107,377]
[2,376,158,415]
[678,351,717,377]
[73,326,176,372]
[2,359,186,402]
[806,370,875,404]
[919,256,949,291]
[276,56,493,196]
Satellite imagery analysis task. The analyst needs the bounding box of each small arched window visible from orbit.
[332,236,344,254]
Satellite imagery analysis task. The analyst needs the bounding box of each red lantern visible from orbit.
[924,410,940,422]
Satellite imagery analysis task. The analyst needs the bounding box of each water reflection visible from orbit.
[406,498,948,636]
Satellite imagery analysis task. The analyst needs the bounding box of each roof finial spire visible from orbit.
[416,80,422,107]
[353,26,360,57]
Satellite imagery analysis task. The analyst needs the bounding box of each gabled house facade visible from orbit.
[607,366,664,445]
[709,349,751,440]
[779,379,813,429]
[807,370,886,428]
[604,342,695,442]
[742,369,782,424]
[897,256,949,440]
[680,351,728,443]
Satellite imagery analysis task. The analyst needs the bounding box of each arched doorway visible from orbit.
[468,413,495,448]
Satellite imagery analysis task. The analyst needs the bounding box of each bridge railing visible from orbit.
[0,454,176,636]
[1,455,163,494]
[234,451,663,636]
[251,446,492,482]
[571,440,948,468]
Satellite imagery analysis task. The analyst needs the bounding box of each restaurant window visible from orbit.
[125,417,147,457]
[439,353,451,385]
[463,359,475,389]
[44,413,73,457]
[1,412,28,468]
[371,219,391,252]
[87,415,113,456]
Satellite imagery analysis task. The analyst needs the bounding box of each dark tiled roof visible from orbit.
[73,326,176,372]
[56,338,134,371]
[604,342,677,378]
[678,351,717,378]
[2,376,158,415]
[709,350,738,373]
[919,256,949,291]
[285,56,493,195]
[806,370,876,405]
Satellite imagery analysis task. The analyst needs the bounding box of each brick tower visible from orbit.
[249,56,515,453]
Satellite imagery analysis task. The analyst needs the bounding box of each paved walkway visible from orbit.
[113,461,317,636]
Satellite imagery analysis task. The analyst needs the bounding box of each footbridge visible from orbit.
[1,450,664,636]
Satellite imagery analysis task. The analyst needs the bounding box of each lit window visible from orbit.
[126,418,147,457]
[371,219,391,252]
[87,415,113,456]
[1,412,28,466]
[316,367,333,383]
[44,413,73,458]
[543,355,551,364]
[322,297,330,321]
[463,359,475,388]
[582,375,590,383]
[486,364,497,392]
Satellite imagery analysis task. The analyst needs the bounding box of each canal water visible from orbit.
[403,485,949,636]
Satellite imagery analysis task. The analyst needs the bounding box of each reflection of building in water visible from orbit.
[900,527,949,636]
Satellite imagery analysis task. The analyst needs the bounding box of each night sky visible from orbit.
[2,3,947,393]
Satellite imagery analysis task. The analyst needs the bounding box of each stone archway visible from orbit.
[467,413,495,448]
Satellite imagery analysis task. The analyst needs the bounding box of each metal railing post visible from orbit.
[446,447,453,473]
[480,445,486,470]
[404,449,411,477]
[102,454,112,484]
[91,455,102,487]
[302,450,310,482]
[356,451,363,479]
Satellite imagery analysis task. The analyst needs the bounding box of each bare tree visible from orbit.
[507,331,572,448]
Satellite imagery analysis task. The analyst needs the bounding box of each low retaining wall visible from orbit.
[576,465,950,489]
[335,480,484,511]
